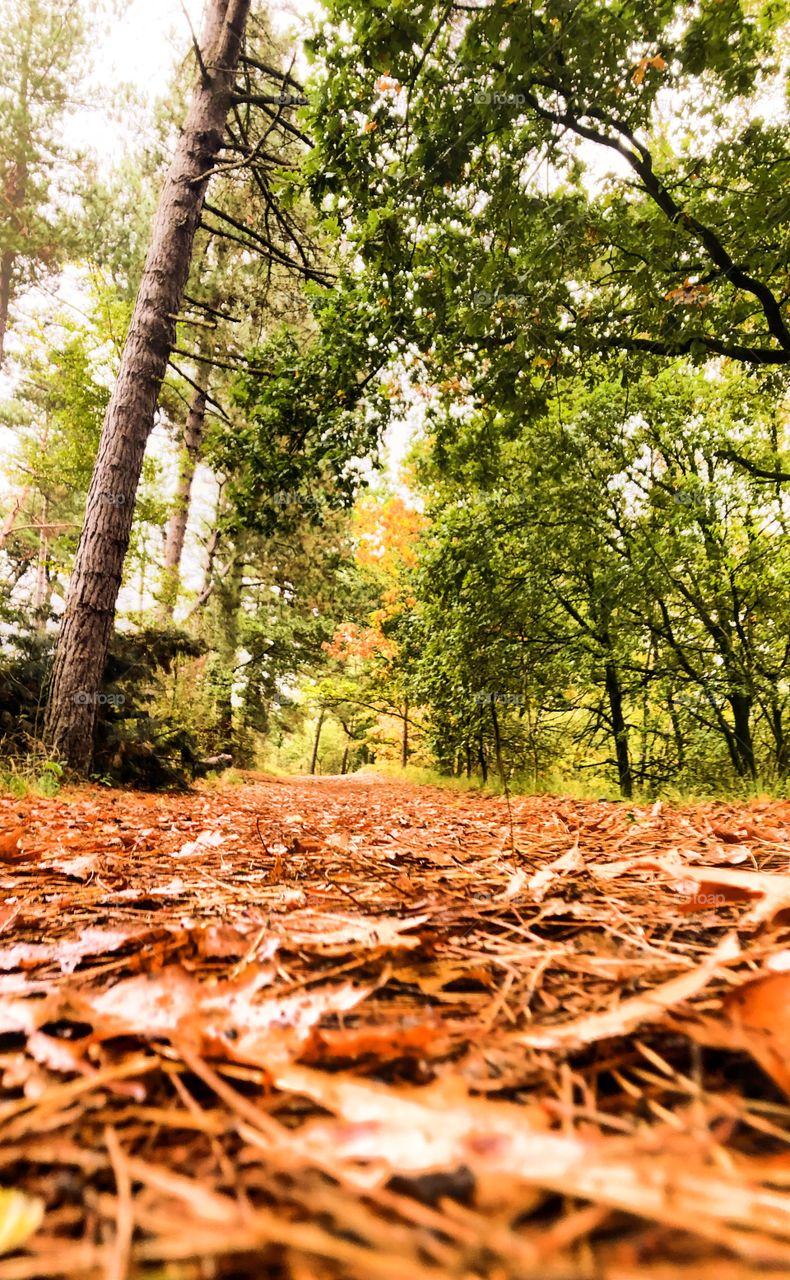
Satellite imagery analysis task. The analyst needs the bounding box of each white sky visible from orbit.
[68,0,315,161]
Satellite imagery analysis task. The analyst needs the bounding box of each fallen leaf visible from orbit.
[74,965,372,1066]
[528,847,583,901]
[0,827,27,863]
[723,972,790,1098]
[0,1188,45,1255]
[172,830,226,858]
[0,927,151,974]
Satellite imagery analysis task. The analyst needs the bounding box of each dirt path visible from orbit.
[2,775,790,1277]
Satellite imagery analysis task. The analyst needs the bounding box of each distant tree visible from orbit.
[0,0,88,366]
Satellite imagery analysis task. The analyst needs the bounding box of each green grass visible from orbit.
[0,758,64,798]
[359,761,790,805]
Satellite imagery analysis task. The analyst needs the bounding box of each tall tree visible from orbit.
[44,0,251,771]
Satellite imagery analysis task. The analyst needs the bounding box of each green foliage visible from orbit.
[303,0,790,396]
[0,0,90,330]
[391,360,790,794]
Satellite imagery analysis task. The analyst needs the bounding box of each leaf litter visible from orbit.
[2,777,790,1276]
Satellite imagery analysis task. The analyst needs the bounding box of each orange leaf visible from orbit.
[723,973,790,1098]
[0,826,26,863]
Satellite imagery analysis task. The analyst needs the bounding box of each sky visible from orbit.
[68,0,315,161]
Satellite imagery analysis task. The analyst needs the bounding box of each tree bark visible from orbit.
[401,698,409,767]
[44,0,251,771]
[604,659,633,798]
[477,732,488,783]
[158,369,209,619]
[309,708,325,776]
[490,696,507,790]
[729,690,756,779]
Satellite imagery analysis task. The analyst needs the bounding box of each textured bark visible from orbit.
[159,370,209,619]
[44,0,251,771]
[310,708,325,776]
[730,691,756,780]
[604,659,633,798]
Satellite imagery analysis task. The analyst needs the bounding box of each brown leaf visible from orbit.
[722,973,790,1098]
[0,827,27,863]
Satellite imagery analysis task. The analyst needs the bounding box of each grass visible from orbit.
[0,757,64,798]
[360,760,790,806]
[362,761,621,800]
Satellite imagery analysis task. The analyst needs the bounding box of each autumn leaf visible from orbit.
[0,826,26,862]
[0,1188,44,1255]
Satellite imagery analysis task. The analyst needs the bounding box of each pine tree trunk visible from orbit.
[44,0,251,771]
[401,699,409,767]
[158,370,209,619]
[33,503,48,624]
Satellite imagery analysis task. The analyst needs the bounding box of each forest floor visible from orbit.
[2,773,790,1279]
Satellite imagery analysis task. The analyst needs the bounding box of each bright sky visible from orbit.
[68,0,315,162]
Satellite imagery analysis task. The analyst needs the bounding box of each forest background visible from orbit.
[1,0,789,801]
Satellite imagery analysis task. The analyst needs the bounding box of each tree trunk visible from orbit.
[771,704,788,778]
[33,502,48,624]
[44,0,251,771]
[490,696,507,790]
[604,659,633,798]
[158,369,209,619]
[309,708,325,776]
[341,743,349,775]
[729,691,756,779]
[401,699,409,767]
[477,732,488,783]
